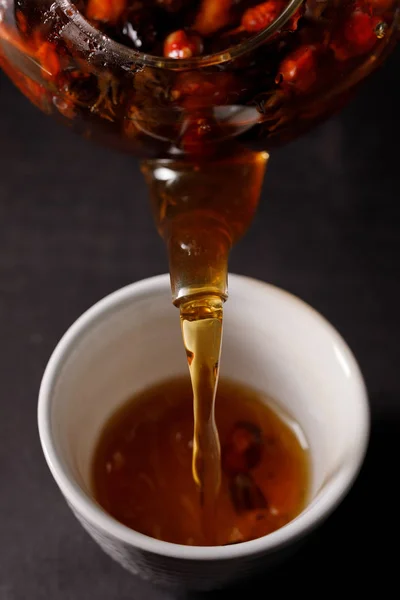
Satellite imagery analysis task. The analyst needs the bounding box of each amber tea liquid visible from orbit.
[142,149,269,543]
[142,149,268,543]
[92,377,310,546]
[179,295,223,544]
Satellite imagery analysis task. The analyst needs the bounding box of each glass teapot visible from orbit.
[0,0,398,303]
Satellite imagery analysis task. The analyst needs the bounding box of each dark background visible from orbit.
[1,45,399,599]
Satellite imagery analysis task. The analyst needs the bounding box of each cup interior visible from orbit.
[39,274,369,556]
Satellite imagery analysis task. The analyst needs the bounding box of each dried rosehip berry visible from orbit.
[36,41,61,80]
[171,71,237,109]
[241,0,303,34]
[241,0,283,33]
[276,45,318,93]
[331,9,385,60]
[346,11,384,49]
[195,0,232,36]
[171,73,214,101]
[164,30,203,59]
[222,421,263,475]
[229,473,268,513]
[86,0,127,24]
[287,4,305,32]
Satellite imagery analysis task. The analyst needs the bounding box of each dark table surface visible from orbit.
[1,45,400,599]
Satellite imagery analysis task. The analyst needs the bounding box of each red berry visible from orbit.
[36,41,61,80]
[331,10,385,60]
[277,45,318,93]
[288,5,305,32]
[171,71,236,109]
[222,422,263,475]
[86,0,126,24]
[163,30,203,59]
[346,12,381,48]
[242,1,282,33]
[194,0,232,36]
[241,1,303,34]
[229,473,268,513]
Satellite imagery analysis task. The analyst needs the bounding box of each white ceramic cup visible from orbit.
[38,274,369,591]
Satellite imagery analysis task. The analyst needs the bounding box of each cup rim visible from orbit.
[38,273,369,561]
